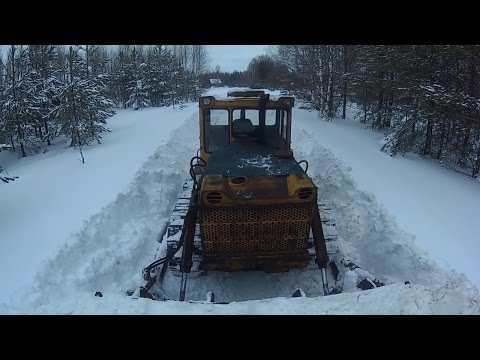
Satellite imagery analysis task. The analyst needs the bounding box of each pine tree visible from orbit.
[52,46,115,161]
[275,45,480,177]
[111,46,134,108]
[126,76,150,110]
[0,47,4,93]
[349,45,480,177]
[27,45,63,146]
[0,45,43,157]
[125,48,150,110]
[144,46,163,106]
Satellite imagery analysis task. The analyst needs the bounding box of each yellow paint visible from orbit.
[194,92,316,271]
[200,174,316,206]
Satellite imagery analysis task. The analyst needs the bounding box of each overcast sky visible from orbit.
[206,45,271,73]
[0,45,273,73]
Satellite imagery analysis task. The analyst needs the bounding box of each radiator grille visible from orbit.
[201,204,313,256]
[202,205,310,223]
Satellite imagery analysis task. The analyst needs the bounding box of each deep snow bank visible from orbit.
[2,89,479,314]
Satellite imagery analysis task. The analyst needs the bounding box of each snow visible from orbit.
[1,88,479,314]
[0,105,197,305]
[2,283,476,315]
[292,103,480,290]
[239,154,281,175]
[215,88,287,102]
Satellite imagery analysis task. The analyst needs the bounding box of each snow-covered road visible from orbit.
[1,88,478,314]
[0,104,198,305]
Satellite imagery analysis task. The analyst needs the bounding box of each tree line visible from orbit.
[244,46,480,178]
[179,46,480,178]
[0,45,208,181]
[3,45,479,180]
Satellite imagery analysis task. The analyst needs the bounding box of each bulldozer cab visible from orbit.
[193,90,319,274]
[199,90,294,161]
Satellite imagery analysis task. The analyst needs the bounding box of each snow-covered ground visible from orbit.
[293,104,480,289]
[1,87,479,314]
[0,104,197,305]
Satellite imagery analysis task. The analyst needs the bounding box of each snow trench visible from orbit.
[4,110,479,314]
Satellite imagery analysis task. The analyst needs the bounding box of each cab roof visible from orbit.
[199,91,294,108]
[227,90,265,98]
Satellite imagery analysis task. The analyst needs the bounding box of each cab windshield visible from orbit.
[204,108,288,153]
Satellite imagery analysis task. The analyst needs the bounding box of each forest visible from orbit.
[2,45,479,181]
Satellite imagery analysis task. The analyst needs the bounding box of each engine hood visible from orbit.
[203,143,305,177]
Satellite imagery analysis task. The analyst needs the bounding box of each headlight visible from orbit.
[205,191,223,204]
[202,97,213,106]
[298,188,313,200]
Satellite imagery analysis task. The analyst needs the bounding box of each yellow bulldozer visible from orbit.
[134,90,384,302]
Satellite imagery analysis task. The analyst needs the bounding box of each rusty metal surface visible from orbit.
[202,142,304,177]
[203,236,308,254]
[200,202,314,271]
[204,252,310,272]
[202,204,311,224]
[200,174,316,206]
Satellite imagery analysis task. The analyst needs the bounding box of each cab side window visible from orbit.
[263,109,288,149]
[204,109,229,153]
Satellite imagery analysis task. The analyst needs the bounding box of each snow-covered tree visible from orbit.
[52,46,115,158]
[27,45,63,146]
[126,77,150,110]
[190,45,209,78]
[145,46,179,106]
[110,46,134,108]
[0,47,4,94]
[0,45,42,157]
[341,46,480,176]
[125,47,150,110]
[277,45,344,118]
[84,45,110,78]
[275,45,480,177]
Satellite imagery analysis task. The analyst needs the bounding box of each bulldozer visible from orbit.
[134,90,384,303]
